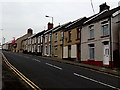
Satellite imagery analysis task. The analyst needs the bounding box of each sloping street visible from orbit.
[3,51,120,89]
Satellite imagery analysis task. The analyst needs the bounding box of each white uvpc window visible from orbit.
[89,25,94,38]
[38,36,40,43]
[41,36,43,43]
[61,32,63,40]
[89,44,94,59]
[55,33,58,41]
[102,24,109,36]
[49,34,51,41]
[54,46,58,56]
[45,35,47,43]
[34,38,36,43]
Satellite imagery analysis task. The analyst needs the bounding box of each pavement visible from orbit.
[2,51,120,89]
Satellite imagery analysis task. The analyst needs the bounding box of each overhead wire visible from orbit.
[90,0,95,14]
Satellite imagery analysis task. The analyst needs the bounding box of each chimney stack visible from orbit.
[27,28,33,34]
[48,22,53,30]
[99,2,110,12]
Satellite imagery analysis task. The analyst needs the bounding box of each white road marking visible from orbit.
[74,73,120,89]
[46,63,54,67]
[53,65,62,70]
[33,59,41,62]
[46,63,62,70]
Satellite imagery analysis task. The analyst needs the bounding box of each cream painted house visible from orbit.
[81,3,120,67]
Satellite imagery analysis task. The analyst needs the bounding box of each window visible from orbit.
[41,36,43,43]
[38,36,40,43]
[77,28,80,39]
[89,44,94,59]
[89,25,94,38]
[102,24,109,36]
[34,37,36,43]
[49,34,51,41]
[45,35,47,43]
[55,33,58,41]
[68,31,72,41]
[54,46,58,56]
[32,39,34,44]
[60,32,63,40]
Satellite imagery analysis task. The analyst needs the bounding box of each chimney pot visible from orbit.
[99,2,110,12]
[48,22,53,30]
[27,28,33,34]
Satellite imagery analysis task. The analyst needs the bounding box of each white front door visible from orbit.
[103,45,110,65]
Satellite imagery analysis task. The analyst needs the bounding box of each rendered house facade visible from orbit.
[81,3,120,67]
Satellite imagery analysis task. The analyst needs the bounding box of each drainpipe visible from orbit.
[51,31,52,57]
[62,31,64,59]
[79,26,82,63]
[109,16,113,69]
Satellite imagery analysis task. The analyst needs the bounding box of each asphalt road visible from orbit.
[3,51,120,89]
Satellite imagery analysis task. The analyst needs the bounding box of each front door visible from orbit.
[68,45,71,58]
[103,45,110,65]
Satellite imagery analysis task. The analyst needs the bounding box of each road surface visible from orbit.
[3,51,120,89]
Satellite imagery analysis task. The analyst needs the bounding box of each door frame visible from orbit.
[103,42,110,65]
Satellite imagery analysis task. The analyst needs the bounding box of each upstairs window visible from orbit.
[77,28,80,39]
[45,35,48,43]
[41,36,43,43]
[55,33,58,41]
[89,25,94,39]
[38,36,40,43]
[49,34,51,41]
[34,37,36,43]
[68,31,72,41]
[60,32,63,40]
[102,24,109,36]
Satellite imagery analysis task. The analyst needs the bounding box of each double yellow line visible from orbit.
[2,53,41,90]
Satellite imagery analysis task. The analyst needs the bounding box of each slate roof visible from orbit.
[64,17,87,31]
[84,6,120,25]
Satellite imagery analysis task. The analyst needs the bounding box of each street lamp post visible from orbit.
[0,29,3,50]
[45,15,53,24]
[0,29,3,44]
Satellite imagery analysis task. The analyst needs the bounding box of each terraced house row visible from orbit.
[3,3,120,68]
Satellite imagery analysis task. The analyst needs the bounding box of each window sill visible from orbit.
[88,59,95,61]
[100,35,109,38]
[88,38,95,40]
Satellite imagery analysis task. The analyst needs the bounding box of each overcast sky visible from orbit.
[0,0,119,44]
